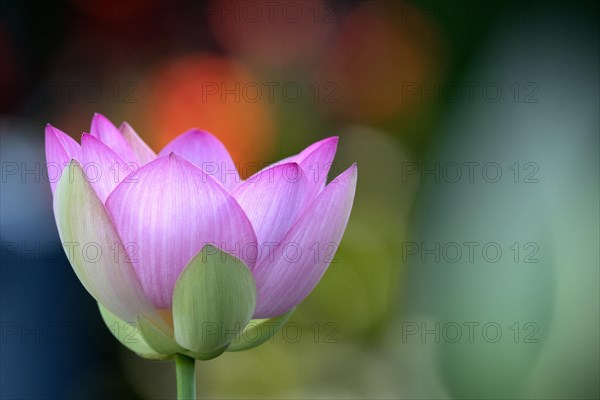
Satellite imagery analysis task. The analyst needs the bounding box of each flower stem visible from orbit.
[175,354,196,400]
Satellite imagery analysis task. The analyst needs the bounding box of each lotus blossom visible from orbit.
[46,113,357,360]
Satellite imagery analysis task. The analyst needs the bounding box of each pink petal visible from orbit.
[295,136,338,163]
[90,113,137,163]
[245,137,338,199]
[232,163,310,264]
[252,163,357,318]
[158,129,240,191]
[45,124,81,194]
[119,122,156,165]
[105,153,258,308]
[295,137,338,200]
[80,134,137,202]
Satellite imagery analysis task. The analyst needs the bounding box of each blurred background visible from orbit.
[1,0,598,398]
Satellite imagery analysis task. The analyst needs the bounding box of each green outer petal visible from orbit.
[227,308,295,352]
[182,343,229,361]
[137,316,183,356]
[98,304,170,360]
[172,245,257,354]
[54,160,157,323]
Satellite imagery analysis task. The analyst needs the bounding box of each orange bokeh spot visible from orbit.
[143,55,275,175]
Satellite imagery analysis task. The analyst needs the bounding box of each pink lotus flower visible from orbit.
[46,113,357,359]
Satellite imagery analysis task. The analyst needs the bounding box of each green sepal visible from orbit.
[172,245,257,354]
[137,315,183,357]
[98,303,171,360]
[182,343,230,360]
[227,308,295,352]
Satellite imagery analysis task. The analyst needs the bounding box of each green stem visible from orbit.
[175,354,196,400]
